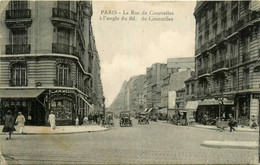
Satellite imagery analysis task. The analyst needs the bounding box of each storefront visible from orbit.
[196,98,234,123]
[236,93,260,126]
[0,89,46,125]
[47,89,77,126]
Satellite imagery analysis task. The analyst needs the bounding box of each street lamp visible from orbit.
[218,93,224,118]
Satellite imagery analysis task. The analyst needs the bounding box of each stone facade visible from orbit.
[194,1,260,125]
[0,1,104,125]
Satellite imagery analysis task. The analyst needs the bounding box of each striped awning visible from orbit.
[0,89,45,98]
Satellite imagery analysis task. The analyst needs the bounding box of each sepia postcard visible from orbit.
[0,0,259,164]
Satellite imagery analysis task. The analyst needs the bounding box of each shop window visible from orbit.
[10,62,27,86]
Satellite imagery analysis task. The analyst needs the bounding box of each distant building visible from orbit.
[167,57,195,72]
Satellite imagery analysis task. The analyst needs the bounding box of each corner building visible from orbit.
[194,1,260,125]
[0,1,104,125]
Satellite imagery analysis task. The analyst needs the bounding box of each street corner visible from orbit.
[201,140,258,150]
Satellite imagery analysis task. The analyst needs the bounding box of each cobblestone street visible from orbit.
[1,119,258,164]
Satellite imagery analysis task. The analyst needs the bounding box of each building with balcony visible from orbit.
[0,1,104,125]
[194,1,260,125]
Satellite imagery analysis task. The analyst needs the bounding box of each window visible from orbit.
[241,36,250,53]
[231,72,237,90]
[11,30,28,45]
[191,84,194,94]
[57,28,70,45]
[213,24,217,37]
[10,1,28,10]
[221,17,227,30]
[231,40,238,57]
[11,62,27,86]
[58,1,70,10]
[231,8,238,24]
[57,64,70,86]
[243,68,249,89]
[186,84,189,95]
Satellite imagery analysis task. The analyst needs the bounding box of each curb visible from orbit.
[189,125,258,133]
[0,127,110,135]
[201,140,258,150]
[0,151,7,165]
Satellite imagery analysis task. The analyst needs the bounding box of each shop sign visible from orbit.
[198,98,234,105]
[253,93,260,99]
[49,89,76,95]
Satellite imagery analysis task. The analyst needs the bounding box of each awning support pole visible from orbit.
[36,98,45,108]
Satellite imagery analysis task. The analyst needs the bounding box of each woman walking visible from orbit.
[2,110,16,140]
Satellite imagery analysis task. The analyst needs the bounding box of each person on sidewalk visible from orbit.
[15,112,26,134]
[83,116,88,125]
[48,111,56,131]
[228,114,236,132]
[2,110,16,140]
[75,116,79,127]
[251,115,257,129]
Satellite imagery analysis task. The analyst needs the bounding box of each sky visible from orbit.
[91,1,196,106]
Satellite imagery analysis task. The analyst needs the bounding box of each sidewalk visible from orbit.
[0,125,109,135]
[157,120,258,133]
[190,124,259,133]
[201,140,258,150]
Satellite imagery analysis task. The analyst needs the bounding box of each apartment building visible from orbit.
[194,1,260,125]
[0,1,104,125]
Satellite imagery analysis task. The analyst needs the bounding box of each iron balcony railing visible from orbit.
[212,59,229,72]
[242,85,250,90]
[52,8,77,22]
[6,44,30,54]
[54,79,73,87]
[6,9,31,19]
[52,43,78,56]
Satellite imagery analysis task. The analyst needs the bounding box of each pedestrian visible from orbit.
[2,110,16,140]
[83,116,88,125]
[228,114,236,132]
[48,111,56,130]
[75,116,79,127]
[251,115,257,129]
[15,112,26,134]
[88,114,92,124]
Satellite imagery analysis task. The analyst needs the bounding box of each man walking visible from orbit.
[15,112,26,134]
[228,114,236,132]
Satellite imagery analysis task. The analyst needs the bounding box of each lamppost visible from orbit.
[102,96,106,119]
[218,93,224,118]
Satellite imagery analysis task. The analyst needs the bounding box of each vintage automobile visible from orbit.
[105,111,114,127]
[119,111,132,127]
[138,112,149,125]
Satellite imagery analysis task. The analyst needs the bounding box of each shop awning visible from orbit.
[184,101,198,111]
[0,89,45,98]
[158,108,167,114]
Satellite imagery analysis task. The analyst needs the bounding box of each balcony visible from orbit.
[6,9,31,19]
[230,57,238,67]
[5,9,32,29]
[52,8,77,28]
[52,43,78,56]
[212,60,229,72]
[242,52,250,63]
[6,44,30,54]
[54,79,73,87]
